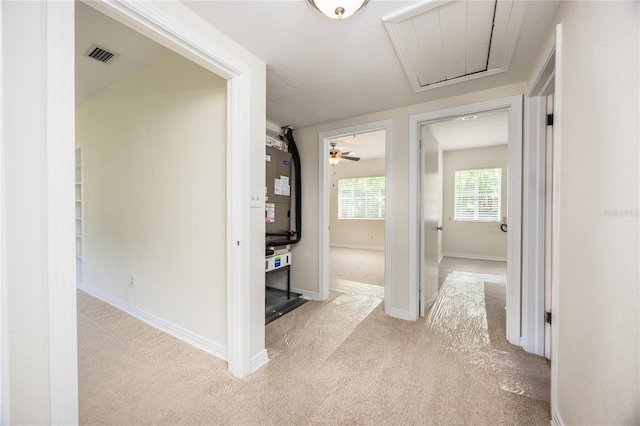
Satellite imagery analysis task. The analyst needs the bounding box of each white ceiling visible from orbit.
[427,109,508,151]
[75,1,560,128]
[327,108,507,161]
[75,2,167,107]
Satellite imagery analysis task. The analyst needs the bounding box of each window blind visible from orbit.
[338,176,385,219]
[454,167,501,221]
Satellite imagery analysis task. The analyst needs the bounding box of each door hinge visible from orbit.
[545,311,552,324]
[546,113,554,126]
[419,139,422,150]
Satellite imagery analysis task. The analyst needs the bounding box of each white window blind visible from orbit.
[454,167,501,221]
[338,176,385,219]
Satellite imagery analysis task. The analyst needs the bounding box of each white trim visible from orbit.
[527,32,556,97]
[550,23,563,426]
[383,1,526,93]
[441,253,507,263]
[249,349,269,374]
[79,286,227,360]
[387,308,411,321]
[409,96,523,346]
[551,407,565,426]
[319,120,393,316]
[0,1,7,421]
[520,96,546,356]
[82,1,256,378]
[330,244,384,252]
[46,2,79,424]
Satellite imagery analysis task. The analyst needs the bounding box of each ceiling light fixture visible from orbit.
[329,156,340,166]
[308,0,368,21]
[461,115,478,121]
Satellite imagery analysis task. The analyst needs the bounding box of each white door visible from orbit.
[420,125,440,315]
[544,93,554,359]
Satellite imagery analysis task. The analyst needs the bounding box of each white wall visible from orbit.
[1,1,267,420]
[547,1,639,423]
[77,51,228,348]
[292,83,525,315]
[442,145,508,260]
[330,158,385,250]
[1,2,54,422]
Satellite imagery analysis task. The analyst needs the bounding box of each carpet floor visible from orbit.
[78,257,550,425]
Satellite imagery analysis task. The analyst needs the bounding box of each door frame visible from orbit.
[318,120,393,314]
[34,6,257,423]
[409,95,523,346]
[522,29,556,356]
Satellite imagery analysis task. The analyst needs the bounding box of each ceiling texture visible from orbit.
[182,0,560,128]
[76,0,560,145]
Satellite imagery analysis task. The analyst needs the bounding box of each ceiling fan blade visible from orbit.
[342,155,360,161]
[341,151,357,156]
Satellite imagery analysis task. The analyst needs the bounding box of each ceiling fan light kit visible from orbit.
[308,0,368,21]
[329,141,360,165]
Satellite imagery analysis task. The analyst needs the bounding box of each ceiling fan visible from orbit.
[329,141,360,165]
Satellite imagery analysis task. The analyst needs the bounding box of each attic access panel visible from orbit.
[383,0,526,92]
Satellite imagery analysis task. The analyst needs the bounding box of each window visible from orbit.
[338,176,385,219]
[454,167,501,221]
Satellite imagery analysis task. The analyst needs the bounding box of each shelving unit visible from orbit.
[75,147,83,286]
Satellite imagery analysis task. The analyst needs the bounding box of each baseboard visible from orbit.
[387,307,411,321]
[551,407,564,426]
[266,283,320,300]
[438,255,444,264]
[330,243,384,252]
[250,349,270,374]
[78,284,228,361]
[441,252,507,262]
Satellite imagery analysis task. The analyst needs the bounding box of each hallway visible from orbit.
[78,256,550,424]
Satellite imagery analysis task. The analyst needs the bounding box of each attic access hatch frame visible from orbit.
[383,0,527,93]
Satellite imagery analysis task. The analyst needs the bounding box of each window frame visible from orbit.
[453,166,502,223]
[337,175,386,220]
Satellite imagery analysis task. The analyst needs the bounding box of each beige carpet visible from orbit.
[78,266,550,425]
[330,247,384,286]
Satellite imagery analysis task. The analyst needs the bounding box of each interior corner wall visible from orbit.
[76,51,228,350]
[551,1,639,423]
[442,145,508,260]
[292,82,525,314]
[330,158,385,250]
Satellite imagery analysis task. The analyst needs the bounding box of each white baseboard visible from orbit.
[266,283,320,300]
[330,243,384,252]
[442,252,507,262]
[551,407,564,426]
[78,284,228,361]
[250,349,269,374]
[387,307,411,321]
[438,255,444,264]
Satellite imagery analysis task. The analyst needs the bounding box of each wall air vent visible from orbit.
[83,43,120,64]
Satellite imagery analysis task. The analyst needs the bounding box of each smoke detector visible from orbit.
[83,43,120,65]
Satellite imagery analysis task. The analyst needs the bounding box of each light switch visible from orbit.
[250,190,263,208]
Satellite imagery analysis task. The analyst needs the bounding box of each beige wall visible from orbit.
[77,52,228,346]
[549,1,639,423]
[442,145,508,260]
[292,83,525,314]
[330,158,385,250]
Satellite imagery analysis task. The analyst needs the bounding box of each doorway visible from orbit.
[318,120,393,314]
[409,95,523,346]
[327,130,386,300]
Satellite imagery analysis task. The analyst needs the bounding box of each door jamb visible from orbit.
[409,96,523,347]
[318,120,393,315]
[522,30,556,356]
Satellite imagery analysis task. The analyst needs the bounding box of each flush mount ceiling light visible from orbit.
[308,0,368,21]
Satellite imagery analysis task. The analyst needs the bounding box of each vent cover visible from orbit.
[83,43,120,64]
